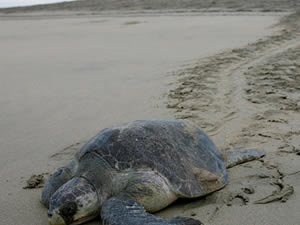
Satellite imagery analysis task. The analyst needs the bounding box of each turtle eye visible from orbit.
[59,201,77,217]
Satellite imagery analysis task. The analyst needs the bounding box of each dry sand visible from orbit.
[0,1,299,225]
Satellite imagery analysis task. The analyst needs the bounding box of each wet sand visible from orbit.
[0,5,298,225]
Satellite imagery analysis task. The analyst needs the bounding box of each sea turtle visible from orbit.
[42,120,264,225]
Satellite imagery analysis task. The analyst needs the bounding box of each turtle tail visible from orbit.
[224,149,265,168]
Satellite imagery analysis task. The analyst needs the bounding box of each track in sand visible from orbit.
[165,11,300,225]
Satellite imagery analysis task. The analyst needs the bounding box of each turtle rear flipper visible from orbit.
[224,149,265,168]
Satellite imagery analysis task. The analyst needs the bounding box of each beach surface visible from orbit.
[0,2,299,225]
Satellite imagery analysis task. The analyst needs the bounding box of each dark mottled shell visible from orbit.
[76,120,227,197]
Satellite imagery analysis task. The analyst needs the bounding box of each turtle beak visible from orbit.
[48,211,66,225]
[48,210,92,225]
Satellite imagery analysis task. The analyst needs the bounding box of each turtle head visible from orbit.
[48,177,100,225]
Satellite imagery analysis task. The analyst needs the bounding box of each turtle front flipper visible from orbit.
[101,171,203,225]
[41,159,78,207]
[224,149,265,168]
[101,196,203,225]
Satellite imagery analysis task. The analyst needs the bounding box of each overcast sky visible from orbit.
[0,0,75,8]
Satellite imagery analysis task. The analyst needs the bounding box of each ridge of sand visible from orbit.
[0,0,299,13]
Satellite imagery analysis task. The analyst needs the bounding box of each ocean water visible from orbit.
[0,0,76,8]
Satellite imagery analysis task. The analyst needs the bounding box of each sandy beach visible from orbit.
[0,1,299,225]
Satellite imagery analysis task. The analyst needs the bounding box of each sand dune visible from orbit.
[0,0,299,13]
